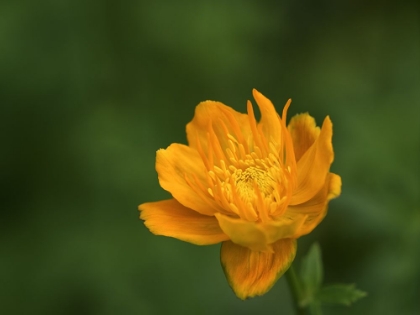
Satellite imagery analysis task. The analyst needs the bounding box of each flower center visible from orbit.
[205,148,290,223]
[196,119,295,223]
[234,166,275,204]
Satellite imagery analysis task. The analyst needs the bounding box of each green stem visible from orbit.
[285,264,305,315]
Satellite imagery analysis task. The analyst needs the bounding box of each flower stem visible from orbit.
[285,264,305,315]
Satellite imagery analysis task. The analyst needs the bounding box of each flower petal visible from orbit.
[291,116,334,205]
[287,173,342,238]
[252,89,282,148]
[186,101,252,157]
[215,212,307,252]
[156,143,219,216]
[220,238,297,300]
[288,113,321,162]
[327,172,342,201]
[139,199,229,245]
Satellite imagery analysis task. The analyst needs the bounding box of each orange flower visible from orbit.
[139,89,341,299]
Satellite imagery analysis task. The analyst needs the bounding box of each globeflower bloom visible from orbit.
[139,89,341,299]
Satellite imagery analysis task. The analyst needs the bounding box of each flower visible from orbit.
[139,89,341,299]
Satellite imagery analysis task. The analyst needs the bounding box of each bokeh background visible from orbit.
[1,0,419,314]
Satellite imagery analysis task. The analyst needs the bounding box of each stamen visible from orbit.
[238,143,247,160]
[208,124,226,164]
[254,146,263,159]
[184,173,221,214]
[213,166,225,180]
[253,181,269,223]
[223,110,249,152]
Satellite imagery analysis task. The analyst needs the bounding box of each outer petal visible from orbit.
[215,212,307,252]
[326,173,342,201]
[287,173,341,238]
[156,143,219,216]
[220,238,297,300]
[288,113,321,162]
[186,101,252,156]
[139,199,229,245]
[291,116,334,205]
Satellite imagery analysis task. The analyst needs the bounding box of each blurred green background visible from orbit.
[1,0,419,314]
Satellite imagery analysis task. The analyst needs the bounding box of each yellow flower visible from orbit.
[139,89,341,299]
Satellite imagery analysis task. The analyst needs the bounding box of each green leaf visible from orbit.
[300,242,323,298]
[316,284,367,306]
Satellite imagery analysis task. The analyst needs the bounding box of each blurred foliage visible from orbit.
[1,0,419,314]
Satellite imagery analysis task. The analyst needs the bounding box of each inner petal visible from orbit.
[207,149,292,223]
